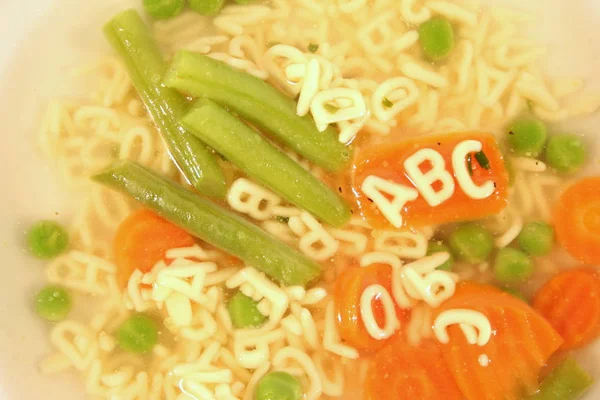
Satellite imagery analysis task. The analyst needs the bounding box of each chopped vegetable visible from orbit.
[382,97,393,108]
[507,117,548,157]
[525,358,593,400]
[142,0,185,19]
[188,0,226,15]
[364,338,463,400]
[27,220,69,259]
[518,221,554,256]
[35,285,72,321]
[114,209,195,288]
[104,10,226,198]
[426,240,455,271]
[545,134,586,173]
[448,223,494,264]
[117,314,159,354]
[255,371,303,400]
[474,150,491,170]
[435,282,563,400]
[533,268,600,350]
[181,99,351,227]
[164,51,351,172]
[227,291,267,329]
[94,161,321,287]
[493,248,534,283]
[554,177,600,264]
[418,17,455,61]
[307,43,319,53]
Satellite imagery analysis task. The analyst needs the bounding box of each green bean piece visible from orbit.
[502,286,528,303]
[104,10,226,198]
[118,314,158,354]
[142,0,185,19]
[418,17,455,61]
[35,285,72,321]
[494,248,534,283]
[93,161,321,287]
[506,117,548,157]
[426,241,455,271]
[256,371,303,400]
[448,223,494,264]
[181,99,351,227]
[27,220,69,259]
[164,51,351,172]
[189,0,226,15]
[525,358,593,400]
[227,291,267,329]
[518,221,554,257]
[545,134,587,174]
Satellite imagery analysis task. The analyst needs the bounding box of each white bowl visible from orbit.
[0,0,598,399]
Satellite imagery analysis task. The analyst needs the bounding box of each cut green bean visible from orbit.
[228,291,267,329]
[143,0,185,19]
[104,10,226,198]
[35,285,72,321]
[507,117,548,157]
[27,220,70,259]
[494,248,534,283]
[164,51,351,172]
[189,0,226,15]
[545,134,587,174]
[525,358,593,400]
[426,240,455,271]
[181,100,351,227]
[518,221,554,257]
[256,371,303,400]
[448,223,494,264]
[93,161,321,287]
[418,17,455,61]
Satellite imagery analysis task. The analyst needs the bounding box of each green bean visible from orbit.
[228,291,267,329]
[27,220,69,259]
[117,314,159,354]
[35,285,72,321]
[426,240,455,271]
[104,10,226,198]
[256,371,303,400]
[189,0,226,15]
[493,248,534,283]
[163,51,351,172]
[142,0,185,19]
[93,161,321,287]
[418,17,455,61]
[518,221,554,257]
[448,223,494,264]
[181,99,351,227]
[525,358,593,400]
[506,116,548,157]
[545,134,586,173]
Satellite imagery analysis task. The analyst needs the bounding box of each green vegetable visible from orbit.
[181,99,351,227]
[255,371,303,400]
[426,241,455,271]
[104,10,226,198]
[506,117,548,157]
[93,161,321,287]
[117,314,159,354]
[27,220,69,259]
[448,223,494,264]
[189,0,226,15]
[163,51,351,172]
[276,216,290,224]
[474,150,491,170]
[142,0,185,19]
[545,134,586,173]
[418,17,455,61]
[235,0,250,3]
[382,97,393,108]
[493,248,534,283]
[35,285,72,321]
[525,358,593,400]
[502,286,528,303]
[227,291,267,329]
[308,43,319,53]
[518,221,554,256]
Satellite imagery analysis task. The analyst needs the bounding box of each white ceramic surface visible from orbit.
[0,1,598,399]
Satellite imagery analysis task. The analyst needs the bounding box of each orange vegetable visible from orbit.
[554,176,600,264]
[351,132,509,228]
[365,338,463,400]
[533,267,600,350]
[114,209,195,287]
[435,282,563,400]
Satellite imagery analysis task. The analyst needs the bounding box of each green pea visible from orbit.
[507,117,548,157]
[227,291,267,329]
[143,0,185,19]
[494,248,534,283]
[189,0,226,16]
[545,134,586,174]
[27,220,69,259]
[448,223,494,264]
[426,241,455,271]
[117,314,159,354]
[418,17,455,61]
[35,285,72,321]
[502,286,528,303]
[518,221,554,257]
[255,371,303,400]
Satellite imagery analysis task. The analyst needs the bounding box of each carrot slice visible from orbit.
[364,338,463,400]
[554,176,600,264]
[533,267,600,350]
[114,209,195,287]
[351,132,509,228]
[435,284,563,400]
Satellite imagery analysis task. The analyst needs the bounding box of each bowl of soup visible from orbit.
[1,0,600,399]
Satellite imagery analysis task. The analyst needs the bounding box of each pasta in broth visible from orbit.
[29,1,600,400]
